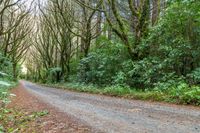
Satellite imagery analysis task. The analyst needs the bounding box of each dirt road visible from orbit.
[20,81,200,133]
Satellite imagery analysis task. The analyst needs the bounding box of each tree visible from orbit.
[65,0,103,57]
[100,0,150,61]
[0,0,32,79]
[30,0,77,82]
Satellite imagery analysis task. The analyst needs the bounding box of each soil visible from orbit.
[8,83,92,133]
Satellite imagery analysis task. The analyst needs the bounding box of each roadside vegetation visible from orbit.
[0,1,49,132]
[47,81,200,106]
[0,52,49,133]
[0,0,199,131]
[0,53,49,132]
[22,0,200,106]
[0,0,200,121]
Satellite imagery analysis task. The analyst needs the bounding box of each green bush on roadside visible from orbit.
[165,83,200,105]
[47,81,200,106]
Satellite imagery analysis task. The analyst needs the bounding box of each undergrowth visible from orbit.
[0,79,49,133]
[46,82,200,106]
[0,108,48,133]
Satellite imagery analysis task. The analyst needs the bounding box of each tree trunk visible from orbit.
[152,0,160,25]
[13,63,17,80]
[96,7,102,42]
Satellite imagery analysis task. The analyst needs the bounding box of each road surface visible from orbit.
[21,81,200,133]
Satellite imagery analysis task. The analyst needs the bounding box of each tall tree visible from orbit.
[100,0,150,61]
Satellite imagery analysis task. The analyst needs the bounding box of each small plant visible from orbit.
[158,82,200,105]
[187,68,200,85]
[32,110,49,117]
[0,125,4,133]
[0,108,49,133]
[103,85,131,96]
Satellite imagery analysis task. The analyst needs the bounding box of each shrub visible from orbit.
[187,68,200,85]
[131,0,200,88]
[162,82,200,105]
[0,53,13,79]
[47,67,62,83]
[77,36,129,86]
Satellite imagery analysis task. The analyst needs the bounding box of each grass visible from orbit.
[44,82,200,106]
[45,83,166,101]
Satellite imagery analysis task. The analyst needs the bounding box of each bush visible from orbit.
[155,81,200,105]
[181,87,200,105]
[130,0,200,88]
[77,36,129,86]
[187,68,200,85]
[47,67,62,83]
[0,53,13,79]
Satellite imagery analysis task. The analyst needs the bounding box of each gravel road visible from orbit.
[21,81,200,133]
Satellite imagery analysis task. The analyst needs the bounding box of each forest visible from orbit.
[0,0,200,107]
[0,0,200,132]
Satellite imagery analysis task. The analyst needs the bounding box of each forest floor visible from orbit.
[7,81,200,133]
[8,83,92,133]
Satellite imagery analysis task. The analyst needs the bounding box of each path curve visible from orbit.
[21,81,200,133]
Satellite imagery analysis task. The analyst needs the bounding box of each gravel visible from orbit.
[22,81,200,133]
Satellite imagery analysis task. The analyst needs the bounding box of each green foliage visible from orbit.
[48,81,200,106]
[152,79,200,105]
[103,85,131,96]
[155,0,199,73]
[153,75,184,91]
[187,68,200,85]
[0,52,17,107]
[31,110,49,117]
[0,53,12,79]
[181,87,200,105]
[28,1,200,106]
[0,52,49,132]
[77,36,129,86]
[165,83,200,105]
[130,0,200,88]
[0,80,17,133]
[41,67,63,83]
[76,0,200,92]
[0,80,16,107]
[0,109,48,133]
[76,0,200,90]
[0,125,4,133]
[113,71,127,86]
